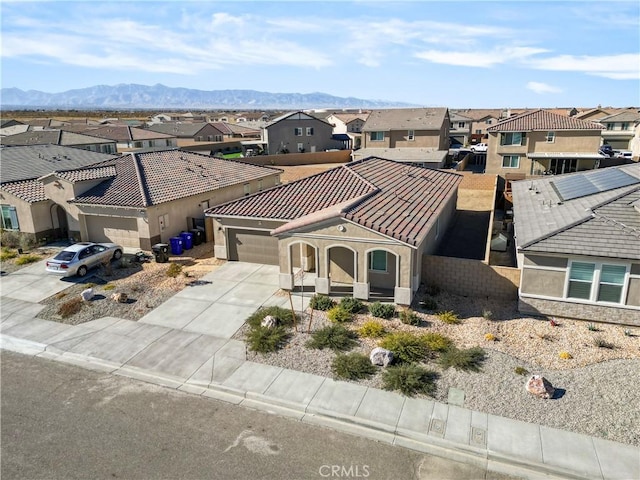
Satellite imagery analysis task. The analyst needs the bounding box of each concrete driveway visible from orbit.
[0,259,85,303]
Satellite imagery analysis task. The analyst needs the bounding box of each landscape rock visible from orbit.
[370,347,394,367]
[261,315,278,328]
[526,375,555,399]
[111,292,128,303]
[80,288,94,301]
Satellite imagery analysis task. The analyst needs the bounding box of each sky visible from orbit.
[1,0,639,109]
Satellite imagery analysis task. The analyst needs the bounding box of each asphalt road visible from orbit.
[1,352,519,480]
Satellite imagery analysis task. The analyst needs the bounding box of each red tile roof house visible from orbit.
[206,157,462,305]
[36,150,282,250]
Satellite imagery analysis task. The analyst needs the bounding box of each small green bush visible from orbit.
[246,306,297,329]
[438,346,486,372]
[379,332,431,363]
[103,284,116,291]
[0,248,18,261]
[369,302,396,319]
[593,336,615,349]
[327,306,353,323]
[382,364,438,397]
[331,353,376,380]
[166,262,183,278]
[339,297,364,314]
[358,320,386,338]
[514,366,529,376]
[399,309,421,326]
[58,297,83,318]
[421,332,453,352]
[14,254,41,265]
[424,284,441,296]
[436,310,460,325]
[420,296,438,311]
[309,294,336,311]
[246,325,289,353]
[587,323,599,332]
[482,309,493,320]
[307,325,358,351]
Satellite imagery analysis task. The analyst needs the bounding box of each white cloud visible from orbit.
[526,82,562,94]
[525,53,640,80]
[415,46,549,67]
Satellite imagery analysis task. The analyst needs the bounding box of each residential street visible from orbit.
[1,352,518,480]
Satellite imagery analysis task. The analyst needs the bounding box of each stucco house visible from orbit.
[512,163,640,325]
[35,150,282,250]
[264,111,339,155]
[1,129,118,154]
[485,109,606,177]
[147,122,234,146]
[598,110,640,151]
[206,157,462,305]
[449,111,473,146]
[86,126,177,152]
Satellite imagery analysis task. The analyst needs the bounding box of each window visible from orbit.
[545,131,555,143]
[408,130,414,141]
[165,139,172,146]
[196,136,203,142]
[476,129,482,134]
[597,264,626,303]
[207,135,214,141]
[244,183,250,196]
[500,132,525,146]
[294,128,303,136]
[486,119,493,125]
[369,250,387,272]
[297,143,304,152]
[306,127,314,136]
[502,155,520,168]
[621,123,629,130]
[370,131,384,141]
[215,135,223,142]
[606,123,614,130]
[258,180,263,191]
[567,262,595,300]
[458,122,465,128]
[1,205,19,230]
[134,141,143,148]
[567,262,627,304]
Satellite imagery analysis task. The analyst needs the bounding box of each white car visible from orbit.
[470,143,488,153]
[46,242,123,277]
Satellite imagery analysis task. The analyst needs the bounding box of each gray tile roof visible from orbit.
[88,126,175,142]
[487,109,604,132]
[0,130,115,147]
[512,164,640,260]
[147,122,214,137]
[598,111,640,123]
[206,157,462,247]
[362,108,448,132]
[68,149,281,207]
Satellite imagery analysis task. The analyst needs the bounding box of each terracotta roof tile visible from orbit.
[487,109,604,132]
[56,166,117,183]
[1,179,46,203]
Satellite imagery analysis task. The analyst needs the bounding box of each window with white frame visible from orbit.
[1,205,19,230]
[606,123,614,130]
[567,261,627,304]
[407,130,414,141]
[297,143,304,152]
[500,132,525,146]
[486,119,493,125]
[458,122,465,128]
[545,131,556,143]
[370,131,384,141]
[476,129,482,134]
[621,122,630,130]
[502,155,520,168]
[294,127,303,136]
[306,127,314,136]
[369,250,387,272]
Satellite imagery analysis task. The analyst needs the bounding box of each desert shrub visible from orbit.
[54,292,67,300]
[14,254,41,265]
[58,297,83,318]
[420,296,438,311]
[482,309,493,320]
[424,284,441,297]
[118,257,133,269]
[0,248,18,261]
[306,325,358,351]
[19,234,36,251]
[358,320,386,338]
[438,346,486,372]
[514,366,529,376]
[327,306,353,323]
[436,310,460,325]
[379,332,431,363]
[309,294,335,311]
[103,284,116,291]
[339,297,364,314]
[484,333,497,341]
[246,325,289,353]
[559,351,573,360]
[166,262,183,278]
[369,302,396,319]
[587,323,599,332]
[382,364,438,397]
[399,309,421,326]
[421,332,453,352]
[246,306,297,329]
[0,230,20,248]
[593,336,615,349]
[331,353,376,380]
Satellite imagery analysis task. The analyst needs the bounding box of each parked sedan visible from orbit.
[46,242,123,277]
[470,143,488,153]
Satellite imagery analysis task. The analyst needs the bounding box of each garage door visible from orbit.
[85,216,140,248]
[227,229,279,265]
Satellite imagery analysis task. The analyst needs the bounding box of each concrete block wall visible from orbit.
[421,255,520,300]
[234,150,351,167]
[519,297,640,326]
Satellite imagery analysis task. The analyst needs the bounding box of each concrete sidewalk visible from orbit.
[1,264,639,480]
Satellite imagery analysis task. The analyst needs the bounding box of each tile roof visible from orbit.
[598,111,640,123]
[511,163,640,260]
[1,179,46,203]
[487,109,604,132]
[362,108,448,132]
[88,126,175,142]
[352,148,447,163]
[68,149,281,207]
[147,122,213,137]
[0,130,116,147]
[207,157,462,247]
[55,166,117,183]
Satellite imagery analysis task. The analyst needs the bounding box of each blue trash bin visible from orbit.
[180,231,193,250]
[169,236,183,255]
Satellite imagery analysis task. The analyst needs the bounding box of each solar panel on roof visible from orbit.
[551,168,640,201]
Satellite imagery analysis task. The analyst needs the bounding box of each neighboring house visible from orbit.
[0,124,31,137]
[574,107,614,122]
[86,126,177,152]
[206,157,462,305]
[512,163,640,325]
[0,129,117,154]
[598,111,640,150]
[485,109,605,177]
[326,113,369,134]
[357,108,450,167]
[147,122,232,146]
[0,145,118,242]
[37,149,282,250]
[0,119,25,129]
[449,111,473,145]
[453,109,505,143]
[264,111,338,154]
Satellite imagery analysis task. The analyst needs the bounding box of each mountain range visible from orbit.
[0,84,414,110]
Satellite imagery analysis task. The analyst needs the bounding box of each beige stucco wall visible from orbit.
[388,130,442,149]
[627,277,640,307]
[520,268,566,297]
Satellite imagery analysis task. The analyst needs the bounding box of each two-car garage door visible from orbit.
[227,229,279,265]
[85,216,140,248]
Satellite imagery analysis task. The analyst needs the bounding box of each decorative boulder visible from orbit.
[80,288,94,301]
[526,375,555,399]
[111,292,128,303]
[370,347,394,367]
[261,315,278,328]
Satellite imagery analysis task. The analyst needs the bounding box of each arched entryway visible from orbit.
[51,204,68,240]
[365,248,398,301]
[288,241,318,293]
[326,245,357,295]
